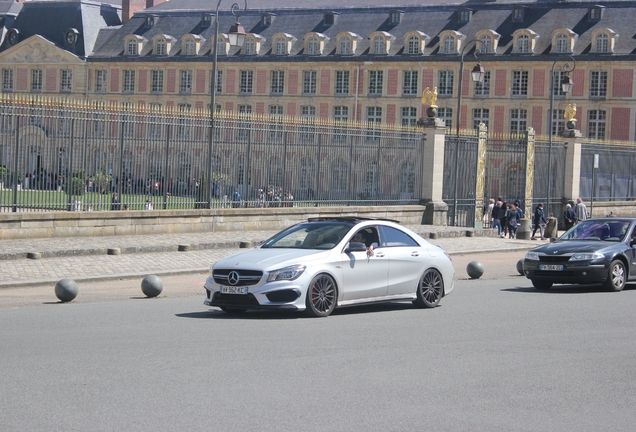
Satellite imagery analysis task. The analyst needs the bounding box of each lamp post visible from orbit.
[452,39,488,226]
[546,56,576,217]
[207,0,247,208]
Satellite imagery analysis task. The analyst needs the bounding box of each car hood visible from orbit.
[213,248,328,270]
[531,240,616,255]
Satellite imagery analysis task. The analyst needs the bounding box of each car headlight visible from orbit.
[267,264,306,282]
[525,251,540,261]
[569,252,604,261]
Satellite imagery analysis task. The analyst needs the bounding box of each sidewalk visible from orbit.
[0,225,541,288]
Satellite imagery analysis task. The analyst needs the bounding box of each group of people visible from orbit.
[487,196,590,240]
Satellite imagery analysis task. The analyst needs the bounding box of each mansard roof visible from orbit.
[0,0,121,58]
[88,0,636,60]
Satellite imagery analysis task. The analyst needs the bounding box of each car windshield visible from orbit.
[560,220,631,242]
[260,222,354,249]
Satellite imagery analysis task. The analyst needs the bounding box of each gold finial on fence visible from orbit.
[421,86,438,108]
[564,103,577,122]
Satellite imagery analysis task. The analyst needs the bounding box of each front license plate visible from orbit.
[220,286,248,295]
[539,264,564,271]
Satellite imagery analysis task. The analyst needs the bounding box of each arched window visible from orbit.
[443,35,455,54]
[517,34,529,53]
[216,37,226,55]
[555,34,568,53]
[126,39,138,55]
[244,38,255,55]
[155,38,166,55]
[184,39,195,55]
[307,37,319,55]
[373,36,385,54]
[407,36,420,54]
[596,33,609,53]
[340,36,351,55]
[479,34,492,53]
[331,159,348,192]
[275,38,287,55]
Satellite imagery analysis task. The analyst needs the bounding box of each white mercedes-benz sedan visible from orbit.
[204,217,454,317]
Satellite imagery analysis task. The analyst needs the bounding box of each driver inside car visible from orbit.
[351,230,376,257]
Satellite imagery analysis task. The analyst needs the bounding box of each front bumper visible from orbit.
[203,276,304,310]
[523,260,608,284]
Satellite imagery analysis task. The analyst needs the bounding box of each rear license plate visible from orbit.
[220,286,248,295]
[539,264,564,271]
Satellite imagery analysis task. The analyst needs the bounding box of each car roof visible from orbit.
[307,216,401,224]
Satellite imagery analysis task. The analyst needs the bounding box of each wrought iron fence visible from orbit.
[532,138,566,217]
[443,133,479,227]
[580,141,636,202]
[0,96,424,212]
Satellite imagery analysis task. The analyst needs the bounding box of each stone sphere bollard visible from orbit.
[141,275,163,298]
[517,259,525,275]
[55,278,79,302]
[466,261,484,279]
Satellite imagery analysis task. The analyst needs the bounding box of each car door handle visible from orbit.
[411,252,420,257]
[375,252,385,258]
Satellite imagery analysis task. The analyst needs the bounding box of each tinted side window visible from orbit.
[378,226,419,247]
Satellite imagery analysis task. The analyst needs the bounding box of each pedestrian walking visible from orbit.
[491,197,502,235]
[574,197,588,223]
[111,192,121,210]
[564,204,576,231]
[506,203,520,239]
[499,201,508,238]
[531,203,547,240]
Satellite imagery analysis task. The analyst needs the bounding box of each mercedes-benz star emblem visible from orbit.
[228,271,240,286]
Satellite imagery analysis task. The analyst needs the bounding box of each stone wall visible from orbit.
[0,206,428,240]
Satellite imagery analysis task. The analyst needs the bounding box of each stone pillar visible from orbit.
[561,128,583,227]
[418,116,448,225]
[523,127,536,220]
[473,122,487,229]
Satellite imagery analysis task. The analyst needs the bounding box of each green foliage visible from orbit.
[65,177,85,196]
[74,169,87,180]
[211,172,230,187]
[91,171,110,194]
[0,166,7,179]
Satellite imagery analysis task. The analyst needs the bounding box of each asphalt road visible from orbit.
[2,253,636,431]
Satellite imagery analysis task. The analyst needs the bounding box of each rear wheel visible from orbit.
[305,274,337,317]
[413,268,444,308]
[531,280,553,290]
[219,306,247,314]
[604,260,626,292]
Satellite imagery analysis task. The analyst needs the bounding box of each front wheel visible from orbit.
[413,268,444,308]
[305,274,337,317]
[531,280,553,290]
[604,260,626,292]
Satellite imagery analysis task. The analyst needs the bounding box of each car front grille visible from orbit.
[212,292,260,306]
[213,269,263,286]
[539,256,571,263]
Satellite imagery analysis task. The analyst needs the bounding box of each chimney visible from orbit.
[122,0,147,23]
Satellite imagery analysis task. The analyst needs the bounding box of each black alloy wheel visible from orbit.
[305,274,337,317]
[413,268,444,308]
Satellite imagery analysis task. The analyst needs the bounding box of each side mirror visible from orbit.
[345,242,367,253]
[550,237,557,243]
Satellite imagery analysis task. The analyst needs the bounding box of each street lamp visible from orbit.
[453,39,489,226]
[207,0,247,208]
[546,55,576,217]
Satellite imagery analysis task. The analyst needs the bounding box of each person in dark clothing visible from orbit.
[506,203,520,239]
[563,204,576,231]
[531,203,547,240]
[499,201,508,238]
[111,192,121,210]
[492,198,502,235]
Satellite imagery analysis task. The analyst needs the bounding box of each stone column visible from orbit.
[418,116,448,225]
[473,122,487,229]
[523,127,536,220]
[560,128,583,226]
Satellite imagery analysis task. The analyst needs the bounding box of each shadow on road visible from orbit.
[502,284,636,294]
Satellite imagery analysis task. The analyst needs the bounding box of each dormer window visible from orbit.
[324,12,338,26]
[512,6,525,22]
[261,13,274,27]
[389,10,403,25]
[304,33,328,56]
[242,34,263,55]
[475,30,500,54]
[155,38,166,55]
[336,32,360,55]
[201,14,212,28]
[145,15,155,28]
[459,9,472,24]
[591,28,617,54]
[439,30,464,54]
[369,31,394,55]
[272,33,294,55]
[589,5,604,21]
[184,39,195,55]
[125,35,144,56]
[551,29,577,54]
[216,34,228,55]
[513,29,538,54]
[404,31,428,55]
